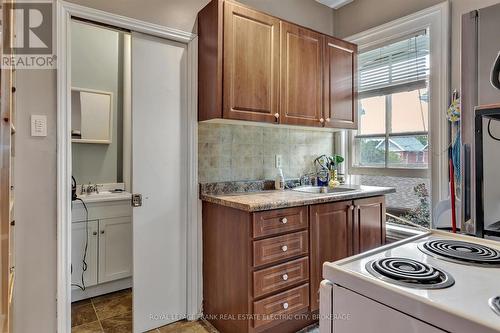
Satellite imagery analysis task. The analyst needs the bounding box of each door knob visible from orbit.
[100,230,105,234]
[283,302,289,310]
[350,205,354,211]
[326,118,331,122]
[274,113,280,119]
[280,217,288,224]
[320,118,325,123]
[282,273,289,281]
[92,231,98,236]
[282,245,288,252]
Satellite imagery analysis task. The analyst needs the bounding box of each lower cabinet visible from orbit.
[71,220,99,288]
[202,196,386,333]
[353,197,386,253]
[309,196,385,312]
[309,201,353,311]
[98,217,133,283]
[71,217,132,288]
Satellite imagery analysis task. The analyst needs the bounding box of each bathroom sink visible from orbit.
[77,191,131,203]
[292,186,358,194]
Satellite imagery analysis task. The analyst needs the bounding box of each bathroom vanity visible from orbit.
[71,186,132,301]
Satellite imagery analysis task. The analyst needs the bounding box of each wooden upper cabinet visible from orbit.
[353,196,386,254]
[198,0,357,129]
[309,201,353,311]
[223,2,280,123]
[280,22,324,127]
[323,37,358,129]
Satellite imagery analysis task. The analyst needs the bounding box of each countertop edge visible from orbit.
[200,187,396,212]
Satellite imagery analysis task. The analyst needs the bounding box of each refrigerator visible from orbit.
[461,3,500,238]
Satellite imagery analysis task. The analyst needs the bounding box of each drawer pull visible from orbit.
[283,302,289,310]
[280,217,288,224]
[282,273,289,281]
[281,245,288,252]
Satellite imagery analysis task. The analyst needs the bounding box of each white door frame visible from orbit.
[56,1,201,332]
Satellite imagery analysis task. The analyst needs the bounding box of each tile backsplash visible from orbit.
[198,122,335,183]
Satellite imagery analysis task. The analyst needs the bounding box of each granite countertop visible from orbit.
[200,184,396,212]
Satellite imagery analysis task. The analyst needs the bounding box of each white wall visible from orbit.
[13,1,334,332]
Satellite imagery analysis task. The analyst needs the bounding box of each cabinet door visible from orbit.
[310,201,353,311]
[280,22,324,127]
[71,220,98,288]
[98,217,132,283]
[324,37,357,129]
[353,196,386,254]
[223,2,280,123]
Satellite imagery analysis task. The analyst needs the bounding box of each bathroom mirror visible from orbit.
[71,87,113,144]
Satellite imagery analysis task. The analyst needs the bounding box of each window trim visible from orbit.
[345,2,450,226]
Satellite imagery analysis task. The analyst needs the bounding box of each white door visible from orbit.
[71,220,98,289]
[131,32,188,332]
[98,217,133,283]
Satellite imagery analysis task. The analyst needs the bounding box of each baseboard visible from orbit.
[71,277,132,302]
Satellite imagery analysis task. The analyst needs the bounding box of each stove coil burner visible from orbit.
[366,257,455,289]
[490,296,500,316]
[418,239,500,267]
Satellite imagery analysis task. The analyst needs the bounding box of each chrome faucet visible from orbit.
[82,183,98,195]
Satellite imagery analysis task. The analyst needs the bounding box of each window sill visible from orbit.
[349,166,429,178]
[386,222,427,243]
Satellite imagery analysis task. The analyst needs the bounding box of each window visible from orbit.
[352,32,430,171]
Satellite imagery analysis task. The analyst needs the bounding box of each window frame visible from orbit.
[344,2,450,226]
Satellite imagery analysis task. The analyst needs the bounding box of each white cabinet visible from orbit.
[98,217,132,283]
[71,217,132,289]
[71,220,99,288]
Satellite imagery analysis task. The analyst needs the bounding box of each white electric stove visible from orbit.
[319,231,500,333]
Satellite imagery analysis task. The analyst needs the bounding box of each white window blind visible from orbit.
[359,31,430,95]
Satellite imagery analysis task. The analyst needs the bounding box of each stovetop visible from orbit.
[323,231,500,332]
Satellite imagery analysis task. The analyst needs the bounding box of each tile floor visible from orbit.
[71,288,318,333]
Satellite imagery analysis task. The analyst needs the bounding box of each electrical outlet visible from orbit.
[275,155,282,168]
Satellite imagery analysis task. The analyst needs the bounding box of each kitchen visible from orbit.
[1,0,500,333]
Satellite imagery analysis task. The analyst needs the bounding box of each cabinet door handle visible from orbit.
[92,231,98,236]
[280,217,288,224]
[320,118,325,123]
[356,206,360,210]
[281,245,288,252]
[100,230,105,235]
[282,273,289,281]
[282,302,289,310]
[326,117,331,123]
[274,113,280,119]
[350,205,355,211]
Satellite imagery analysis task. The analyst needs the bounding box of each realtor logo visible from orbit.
[2,1,56,69]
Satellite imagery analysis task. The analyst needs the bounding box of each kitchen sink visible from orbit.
[292,186,358,194]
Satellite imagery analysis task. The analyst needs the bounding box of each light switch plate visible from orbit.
[275,154,282,168]
[31,115,47,137]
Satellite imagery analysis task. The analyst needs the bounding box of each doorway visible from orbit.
[58,4,199,333]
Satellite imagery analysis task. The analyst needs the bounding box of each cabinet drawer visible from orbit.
[253,257,309,298]
[253,231,308,267]
[253,206,308,238]
[253,283,309,329]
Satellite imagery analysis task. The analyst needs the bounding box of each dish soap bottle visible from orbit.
[275,168,285,190]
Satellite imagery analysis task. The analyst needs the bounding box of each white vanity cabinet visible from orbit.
[98,216,132,283]
[71,220,99,288]
[71,198,132,300]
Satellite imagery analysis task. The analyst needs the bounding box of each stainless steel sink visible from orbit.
[291,186,358,194]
